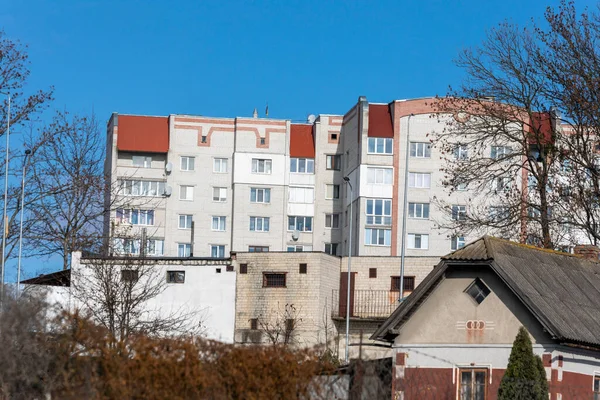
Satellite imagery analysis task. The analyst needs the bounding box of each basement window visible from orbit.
[121,269,139,283]
[465,278,491,305]
[263,273,286,288]
[167,271,185,284]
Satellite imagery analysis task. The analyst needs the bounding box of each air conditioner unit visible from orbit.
[165,162,173,174]
[163,185,172,197]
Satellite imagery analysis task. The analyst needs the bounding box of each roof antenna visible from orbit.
[253,108,258,118]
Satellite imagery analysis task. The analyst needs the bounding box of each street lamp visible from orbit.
[343,176,353,363]
[16,149,31,295]
[399,114,414,302]
[0,93,10,302]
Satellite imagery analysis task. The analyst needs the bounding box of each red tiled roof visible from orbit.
[368,104,394,138]
[290,124,315,158]
[117,115,169,153]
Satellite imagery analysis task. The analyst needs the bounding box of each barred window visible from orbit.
[263,273,286,288]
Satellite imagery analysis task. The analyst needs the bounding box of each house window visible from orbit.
[451,236,466,250]
[290,158,315,173]
[180,156,195,171]
[408,202,429,219]
[250,318,258,330]
[213,158,228,173]
[167,271,185,284]
[326,155,341,170]
[454,144,469,160]
[465,278,491,304]
[457,181,468,191]
[121,269,139,283]
[408,233,429,249]
[324,243,338,255]
[201,135,207,143]
[408,172,431,188]
[287,245,312,252]
[366,199,392,225]
[177,243,191,257]
[132,155,152,168]
[452,205,467,221]
[252,158,272,174]
[367,167,393,184]
[250,187,271,203]
[289,187,313,203]
[288,216,313,232]
[489,206,510,222]
[211,245,225,258]
[367,137,393,154]
[263,273,286,287]
[410,142,431,158]
[146,239,164,256]
[391,276,415,293]
[178,215,193,229]
[594,375,600,400]
[116,209,155,226]
[259,137,266,145]
[213,187,227,202]
[325,214,340,229]
[330,133,338,141]
[120,180,166,197]
[249,216,270,232]
[179,185,194,201]
[365,228,391,246]
[459,369,488,400]
[113,238,140,255]
[248,246,269,252]
[299,263,307,274]
[325,184,340,199]
[491,145,512,159]
[491,176,512,193]
[240,263,248,274]
[211,216,226,231]
[369,268,377,278]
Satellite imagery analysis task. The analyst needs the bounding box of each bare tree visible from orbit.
[258,303,302,346]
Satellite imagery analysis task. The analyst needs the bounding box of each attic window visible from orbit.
[465,278,491,304]
[260,137,266,145]
[201,135,207,143]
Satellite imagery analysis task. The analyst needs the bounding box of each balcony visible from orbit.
[331,289,405,320]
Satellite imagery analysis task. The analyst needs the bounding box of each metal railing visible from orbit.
[331,289,403,319]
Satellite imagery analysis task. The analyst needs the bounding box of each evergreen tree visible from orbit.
[498,327,549,400]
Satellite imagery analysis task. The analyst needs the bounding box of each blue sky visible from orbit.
[0,0,595,276]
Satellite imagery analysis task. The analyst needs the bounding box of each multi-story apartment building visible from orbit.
[103,96,481,258]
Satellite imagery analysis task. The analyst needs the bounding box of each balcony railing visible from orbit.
[331,289,405,320]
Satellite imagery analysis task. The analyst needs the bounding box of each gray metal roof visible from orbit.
[372,236,600,348]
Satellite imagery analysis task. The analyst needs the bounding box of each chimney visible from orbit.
[574,245,600,260]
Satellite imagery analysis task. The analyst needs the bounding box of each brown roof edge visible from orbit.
[367,104,394,138]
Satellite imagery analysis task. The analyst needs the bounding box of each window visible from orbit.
[289,187,313,203]
[178,214,193,229]
[366,199,392,225]
[213,187,227,202]
[369,268,377,278]
[454,144,468,160]
[211,245,225,258]
[213,158,228,173]
[287,245,312,252]
[465,278,491,304]
[330,133,338,141]
[290,158,314,173]
[365,228,391,246]
[178,243,191,257]
[263,273,286,288]
[288,216,313,232]
[121,269,139,282]
[391,276,415,293]
[299,263,307,274]
[212,216,226,231]
[324,243,338,256]
[132,155,152,168]
[116,209,155,226]
[325,184,340,199]
[248,246,269,252]
[457,181,468,191]
[367,137,393,154]
[325,214,340,229]
[250,216,270,232]
[113,238,141,255]
[408,203,429,219]
[451,236,466,250]
[167,271,185,284]
[240,263,248,274]
[410,142,431,158]
[252,158,272,174]
[408,233,429,249]
[326,155,341,170]
[120,179,166,197]
[259,137,266,145]
[367,167,393,184]
[594,375,600,400]
[250,188,271,203]
[180,156,195,171]
[491,145,511,159]
[179,185,194,201]
[459,369,487,400]
[491,176,512,193]
[489,206,509,222]
[408,172,431,188]
[146,239,164,256]
[201,135,207,143]
[250,318,258,330]
[452,205,467,221]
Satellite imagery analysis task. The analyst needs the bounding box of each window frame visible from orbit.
[326,154,341,170]
[407,233,429,250]
[367,167,393,185]
[408,172,431,188]
[325,184,340,200]
[459,368,488,400]
[179,185,194,201]
[132,155,152,168]
[121,269,139,283]
[262,272,287,288]
[365,228,392,246]
[324,243,338,255]
[408,202,429,219]
[366,199,392,225]
[120,179,166,197]
[491,145,512,160]
[410,142,431,158]
[211,216,226,232]
[249,216,270,232]
[390,276,416,293]
[250,187,271,203]
[290,158,315,174]
[166,271,185,284]
[210,245,226,258]
[178,214,193,229]
[180,156,195,171]
[325,213,340,229]
[465,278,491,305]
[116,209,155,226]
[213,158,228,173]
[212,187,227,202]
[288,186,314,204]
[367,137,393,155]
[454,144,469,160]
[288,216,313,232]
[452,205,467,221]
[451,236,466,250]
[177,243,191,257]
[248,246,269,252]
[251,158,273,174]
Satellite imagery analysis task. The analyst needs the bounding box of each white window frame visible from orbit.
[146,239,164,256]
[178,214,193,229]
[366,199,392,225]
[132,155,152,168]
[213,158,228,173]
[365,228,392,246]
[116,209,155,226]
[408,172,431,188]
[210,245,226,258]
[252,158,272,174]
[451,236,466,250]
[179,185,194,201]
[211,216,226,231]
[491,145,512,159]
[452,205,467,221]
[180,156,195,171]
[249,216,270,232]
[325,213,340,229]
[325,184,340,199]
[289,187,314,203]
[324,243,339,255]
[367,137,393,154]
[250,187,271,203]
[367,167,393,184]
[290,158,315,173]
[326,154,341,170]
[288,216,313,232]
[287,245,312,252]
[177,243,191,257]
[491,176,512,193]
[120,179,166,197]
[410,142,431,158]
[454,144,469,160]
[213,187,227,202]
[407,233,429,249]
[408,202,429,219]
